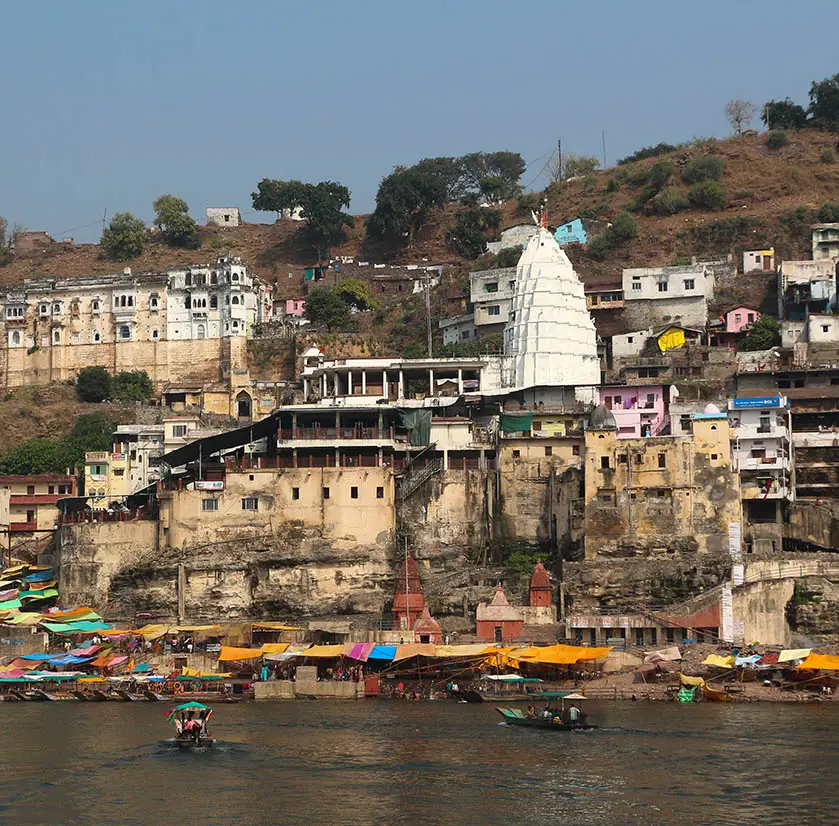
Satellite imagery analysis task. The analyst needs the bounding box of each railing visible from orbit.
[278,427,401,442]
[9,522,37,532]
[397,459,443,500]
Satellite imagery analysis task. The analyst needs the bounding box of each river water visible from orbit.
[1,699,836,825]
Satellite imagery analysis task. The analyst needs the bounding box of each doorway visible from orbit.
[236,392,252,419]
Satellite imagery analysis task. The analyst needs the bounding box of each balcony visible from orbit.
[736,455,791,471]
[735,423,788,440]
[742,484,790,500]
[9,522,38,532]
[278,426,408,445]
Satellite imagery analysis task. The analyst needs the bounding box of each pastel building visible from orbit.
[597,385,669,438]
[476,584,524,642]
[285,299,306,317]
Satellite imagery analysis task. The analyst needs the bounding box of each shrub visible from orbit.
[76,366,111,402]
[684,217,766,251]
[821,148,836,164]
[606,178,619,193]
[610,211,638,242]
[586,233,612,261]
[818,203,839,222]
[766,130,789,149]
[682,155,725,184]
[516,193,541,215]
[688,181,727,210]
[647,187,689,216]
[732,188,754,200]
[111,370,153,402]
[617,143,678,165]
[495,245,523,268]
[741,316,781,351]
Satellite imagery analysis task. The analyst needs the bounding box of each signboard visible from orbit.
[731,397,781,409]
[195,480,224,491]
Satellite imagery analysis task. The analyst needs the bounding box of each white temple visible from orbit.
[502,224,600,390]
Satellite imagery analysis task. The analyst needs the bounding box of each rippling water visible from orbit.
[1,700,837,825]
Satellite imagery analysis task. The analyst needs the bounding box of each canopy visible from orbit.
[734,655,762,668]
[778,648,811,663]
[252,622,303,631]
[299,644,344,659]
[797,653,839,671]
[500,412,534,433]
[366,645,396,661]
[563,692,588,700]
[174,701,209,711]
[512,644,612,666]
[217,646,264,662]
[342,642,375,662]
[432,644,495,659]
[260,643,290,656]
[702,654,735,669]
[481,674,542,683]
[679,673,705,686]
[393,643,438,661]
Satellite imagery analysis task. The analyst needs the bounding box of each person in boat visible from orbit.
[526,704,536,719]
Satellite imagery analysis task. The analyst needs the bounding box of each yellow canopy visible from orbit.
[298,644,344,658]
[217,645,264,662]
[393,643,438,661]
[431,644,495,658]
[4,614,42,626]
[778,648,811,663]
[658,326,687,353]
[252,622,303,631]
[511,644,612,666]
[679,673,705,686]
[797,653,839,671]
[702,654,735,669]
[176,625,222,633]
[260,643,290,655]
[182,666,232,678]
[135,624,169,640]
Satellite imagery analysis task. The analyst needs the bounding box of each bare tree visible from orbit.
[548,152,600,183]
[725,99,756,135]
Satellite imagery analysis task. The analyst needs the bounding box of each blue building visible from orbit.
[554,218,588,246]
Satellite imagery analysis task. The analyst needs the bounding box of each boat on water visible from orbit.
[497,693,596,731]
[169,701,215,749]
[701,684,733,703]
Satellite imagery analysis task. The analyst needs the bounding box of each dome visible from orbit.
[302,346,321,358]
[587,404,617,431]
[530,562,551,591]
[703,403,721,414]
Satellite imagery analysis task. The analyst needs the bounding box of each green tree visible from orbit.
[761,98,808,129]
[0,217,11,266]
[609,212,638,242]
[808,73,839,129]
[76,366,111,402]
[0,438,71,474]
[67,412,117,452]
[445,207,502,258]
[460,151,525,201]
[366,165,447,244]
[495,245,523,268]
[251,179,308,216]
[153,194,200,248]
[100,212,146,261]
[333,278,377,311]
[741,316,781,351]
[304,287,352,330]
[682,155,725,184]
[766,130,789,149]
[558,154,600,180]
[688,181,727,210]
[111,370,154,402]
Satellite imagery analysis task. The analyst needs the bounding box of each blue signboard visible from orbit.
[731,396,782,409]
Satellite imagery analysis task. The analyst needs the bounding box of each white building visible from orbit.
[503,225,600,390]
[486,224,535,255]
[778,259,837,318]
[622,264,713,329]
[439,314,478,346]
[470,267,516,335]
[206,207,241,228]
[742,248,775,273]
[611,328,655,360]
[812,224,839,260]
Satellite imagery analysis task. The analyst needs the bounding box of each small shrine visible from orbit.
[392,552,425,630]
[412,604,442,644]
[529,562,553,607]
[476,583,524,643]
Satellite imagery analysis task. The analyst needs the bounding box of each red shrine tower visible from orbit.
[529,562,553,608]
[392,552,426,630]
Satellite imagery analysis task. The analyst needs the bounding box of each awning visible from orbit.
[393,643,438,661]
[481,674,542,683]
[679,673,705,686]
[778,648,811,663]
[252,622,303,631]
[511,644,612,666]
[260,643,290,656]
[299,644,344,658]
[797,653,839,671]
[431,644,495,659]
[217,646,264,662]
[367,645,396,661]
[342,642,375,662]
[702,654,735,669]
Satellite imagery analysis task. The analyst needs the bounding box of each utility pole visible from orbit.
[602,130,607,169]
[425,273,433,358]
[557,138,562,184]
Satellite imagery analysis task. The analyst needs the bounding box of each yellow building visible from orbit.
[583,405,740,559]
[0,474,77,533]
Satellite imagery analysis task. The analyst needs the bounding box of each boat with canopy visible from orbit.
[167,701,215,748]
[497,693,597,731]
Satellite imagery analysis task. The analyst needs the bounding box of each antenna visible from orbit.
[602,130,607,168]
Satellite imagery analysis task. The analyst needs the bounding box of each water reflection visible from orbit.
[0,701,837,825]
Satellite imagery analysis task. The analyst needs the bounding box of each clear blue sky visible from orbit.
[2,0,838,242]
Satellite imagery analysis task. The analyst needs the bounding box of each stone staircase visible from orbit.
[397,458,443,501]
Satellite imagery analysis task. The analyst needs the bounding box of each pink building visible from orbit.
[725,306,760,334]
[597,385,669,438]
[285,299,306,317]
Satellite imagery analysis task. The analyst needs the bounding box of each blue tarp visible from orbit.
[43,620,113,634]
[18,652,62,661]
[23,570,54,583]
[367,645,396,661]
[735,655,762,667]
[132,663,152,673]
[50,654,94,667]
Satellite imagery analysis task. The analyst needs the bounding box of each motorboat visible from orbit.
[497,693,596,731]
[169,701,215,749]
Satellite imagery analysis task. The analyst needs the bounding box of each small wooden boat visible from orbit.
[497,707,597,730]
[701,684,733,703]
[116,689,146,702]
[143,689,166,702]
[168,701,215,749]
[72,690,93,701]
[175,735,216,750]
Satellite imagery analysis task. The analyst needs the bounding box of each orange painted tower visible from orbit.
[529,562,553,608]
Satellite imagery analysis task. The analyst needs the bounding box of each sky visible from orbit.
[2,0,839,242]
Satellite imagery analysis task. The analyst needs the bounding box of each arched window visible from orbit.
[151,329,160,340]
[197,324,206,339]
[11,331,20,346]
[53,303,61,313]
[184,296,191,309]
[210,295,218,309]
[120,326,130,340]
[92,300,100,312]
[211,272,218,285]
[93,330,101,343]
[53,330,60,344]
[150,296,159,309]
[127,296,134,307]
[185,273,192,286]
[232,295,239,305]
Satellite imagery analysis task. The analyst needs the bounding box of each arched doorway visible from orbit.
[236,391,252,419]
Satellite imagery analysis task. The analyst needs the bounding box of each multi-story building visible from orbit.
[438,314,478,346]
[777,259,837,319]
[84,424,167,501]
[0,474,77,533]
[597,384,669,437]
[621,264,713,329]
[811,223,839,260]
[0,257,272,404]
[470,267,516,336]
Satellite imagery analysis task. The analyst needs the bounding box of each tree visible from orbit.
[0,216,11,266]
[67,412,117,451]
[153,194,200,248]
[741,316,781,351]
[100,212,146,261]
[251,179,351,259]
[609,212,637,242]
[495,245,523,268]
[332,278,377,311]
[446,207,502,259]
[725,99,756,135]
[366,166,447,244]
[687,181,727,210]
[761,98,808,129]
[460,151,525,201]
[111,370,153,402]
[682,155,725,184]
[809,73,839,130]
[304,287,352,330]
[76,366,111,402]
[550,153,600,182]
[0,438,71,475]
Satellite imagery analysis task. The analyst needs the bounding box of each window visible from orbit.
[614,395,622,405]
[119,326,130,340]
[172,425,187,438]
[532,421,542,432]
[52,303,61,313]
[197,325,206,339]
[600,456,610,469]
[734,313,742,323]
[657,281,668,292]
[627,336,634,343]
[711,453,718,460]
[512,449,520,459]
[351,486,359,499]
[92,330,101,343]
[632,282,642,291]
[376,486,384,499]
[485,282,498,293]
[684,279,695,290]
[544,446,553,457]
[322,487,330,500]
[619,454,628,464]
[488,305,500,316]
[52,330,60,344]
[241,497,258,511]
[461,330,470,340]
[748,313,755,322]
[150,296,159,309]
[635,454,643,465]
[151,329,160,340]
[58,485,69,495]
[39,304,49,315]
[292,487,300,500]
[10,331,20,346]
[604,396,612,409]
[27,485,35,495]
[113,468,124,477]
[92,300,100,312]
[232,273,239,282]
[232,296,240,305]
[210,295,218,309]
[572,445,580,456]
[658,454,666,468]
[598,493,614,504]
[48,485,55,494]
[823,325,830,333]
[200,499,219,512]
